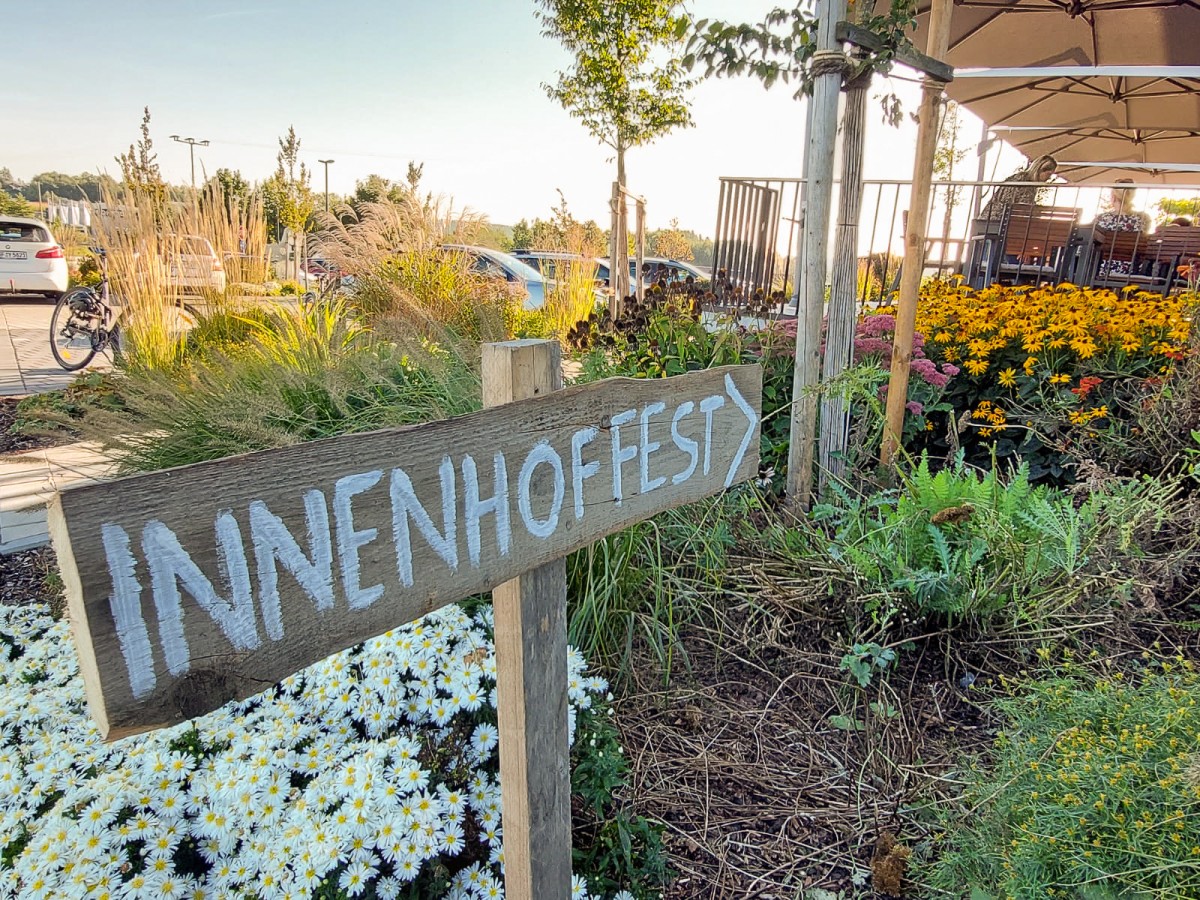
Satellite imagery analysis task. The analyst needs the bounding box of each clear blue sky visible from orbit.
[2,1,1010,234]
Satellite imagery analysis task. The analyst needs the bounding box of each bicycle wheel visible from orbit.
[171,303,200,341]
[49,289,100,371]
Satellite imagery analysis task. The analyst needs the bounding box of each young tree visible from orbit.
[207,168,251,215]
[354,174,394,205]
[259,126,316,278]
[510,219,534,250]
[649,218,694,260]
[116,106,167,209]
[686,1,921,501]
[354,163,426,207]
[537,0,694,304]
[405,161,424,194]
[0,193,34,217]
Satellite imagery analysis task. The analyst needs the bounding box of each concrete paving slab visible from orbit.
[0,300,111,396]
[0,441,118,554]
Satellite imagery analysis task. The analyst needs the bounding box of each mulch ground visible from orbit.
[0,397,58,455]
[610,545,1200,899]
[612,562,994,899]
[0,548,63,613]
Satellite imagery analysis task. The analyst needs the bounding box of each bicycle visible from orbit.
[50,248,200,371]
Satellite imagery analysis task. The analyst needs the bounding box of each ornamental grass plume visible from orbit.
[312,197,518,344]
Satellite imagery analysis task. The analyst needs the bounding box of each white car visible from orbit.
[166,234,226,296]
[0,216,68,299]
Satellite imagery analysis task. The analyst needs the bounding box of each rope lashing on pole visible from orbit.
[809,49,853,81]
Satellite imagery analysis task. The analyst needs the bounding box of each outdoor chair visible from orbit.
[1076,224,1200,293]
[966,204,1080,288]
[885,210,968,293]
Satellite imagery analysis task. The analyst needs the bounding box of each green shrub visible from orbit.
[70,254,102,289]
[182,303,273,357]
[13,371,126,439]
[794,458,1172,634]
[572,704,669,898]
[925,661,1200,899]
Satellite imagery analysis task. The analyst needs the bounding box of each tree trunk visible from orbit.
[615,143,628,317]
[818,63,868,496]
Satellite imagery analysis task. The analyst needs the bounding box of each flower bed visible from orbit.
[0,602,629,900]
[869,282,1199,481]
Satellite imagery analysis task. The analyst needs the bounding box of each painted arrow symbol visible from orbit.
[724,372,759,488]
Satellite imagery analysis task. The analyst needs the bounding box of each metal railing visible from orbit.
[713,176,1200,306]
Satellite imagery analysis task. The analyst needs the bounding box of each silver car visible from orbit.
[443,244,546,310]
[166,234,227,296]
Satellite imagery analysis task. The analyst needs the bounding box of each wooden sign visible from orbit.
[49,360,762,740]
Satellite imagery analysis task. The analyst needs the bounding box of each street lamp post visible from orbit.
[169,135,210,190]
[318,159,335,213]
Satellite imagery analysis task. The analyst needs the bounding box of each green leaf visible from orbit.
[829,714,865,731]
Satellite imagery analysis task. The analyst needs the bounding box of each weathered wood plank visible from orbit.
[835,21,954,83]
[49,363,762,739]
[485,341,572,900]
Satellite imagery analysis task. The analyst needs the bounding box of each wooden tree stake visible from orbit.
[881,0,954,466]
[786,0,848,506]
[483,340,572,900]
[819,55,869,495]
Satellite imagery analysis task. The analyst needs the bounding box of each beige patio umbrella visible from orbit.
[949,67,1200,131]
[991,125,1200,184]
[880,0,1200,69]
[871,1,1200,179]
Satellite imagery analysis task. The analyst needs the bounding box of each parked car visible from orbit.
[634,257,710,286]
[0,216,68,299]
[442,244,546,310]
[166,234,226,296]
[510,249,607,282]
[587,256,710,291]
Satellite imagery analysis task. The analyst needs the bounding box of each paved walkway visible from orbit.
[1,300,117,553]
[0,441,117,553]
[1,299,111,395]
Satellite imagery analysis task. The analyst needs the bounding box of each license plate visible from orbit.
[0,250,27,260]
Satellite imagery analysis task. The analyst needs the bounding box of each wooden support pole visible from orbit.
[819,57,869,496]
[635,199,646,304]
[483,339,572,900]
[881,0,954,467]
[786,0,848,506]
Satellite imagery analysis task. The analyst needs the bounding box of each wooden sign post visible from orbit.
[484,340,572,897]
[49,341,762,899]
